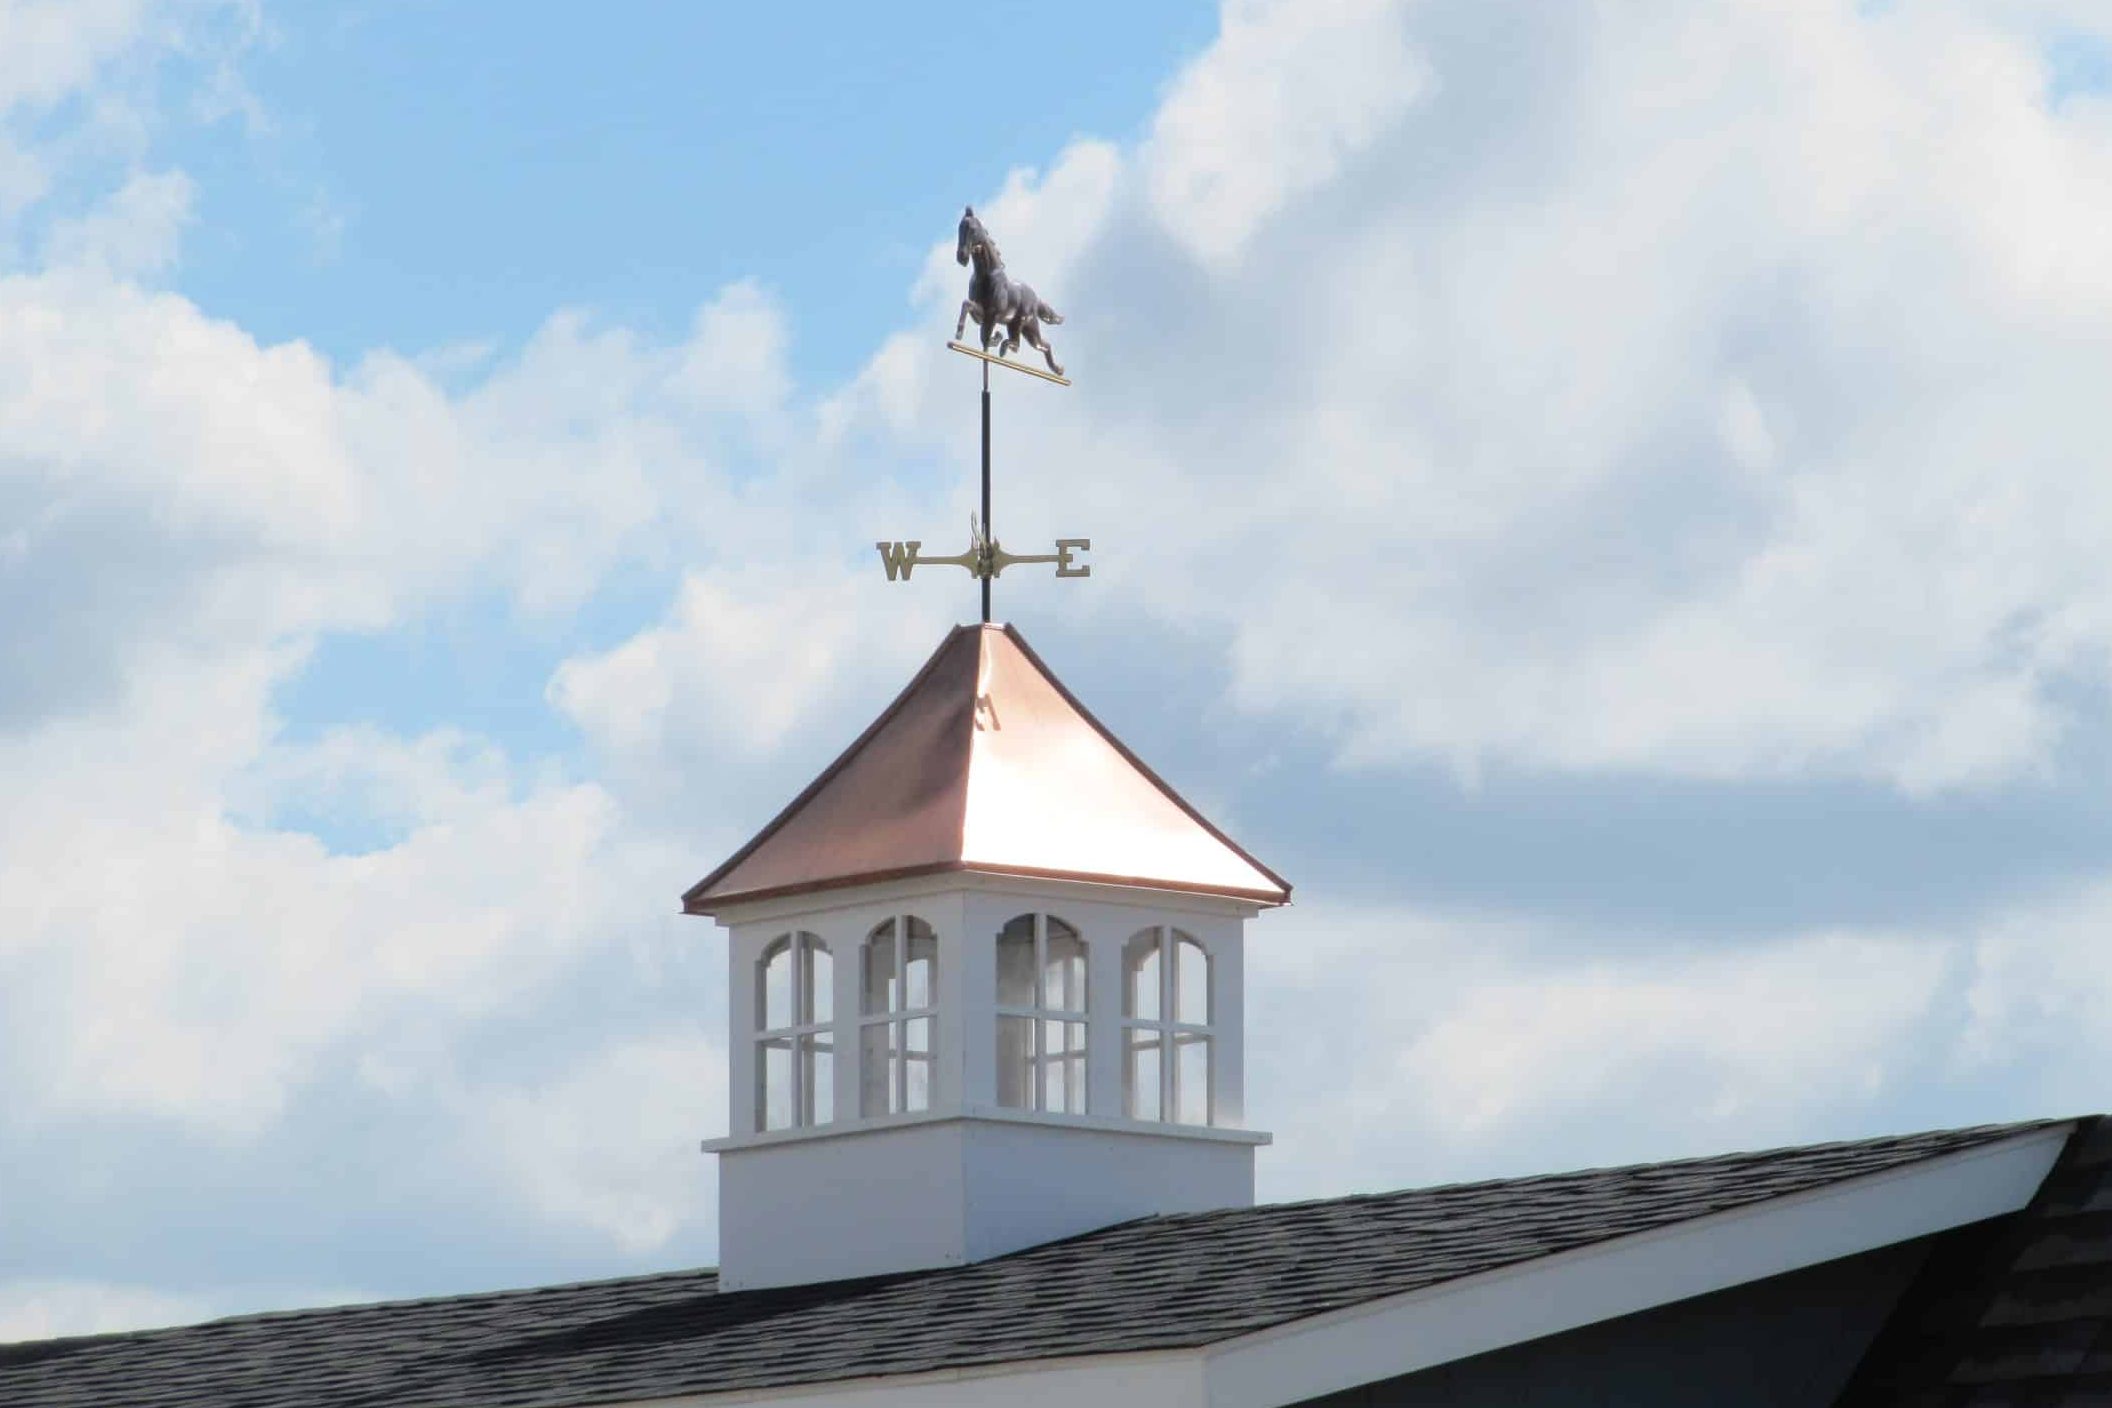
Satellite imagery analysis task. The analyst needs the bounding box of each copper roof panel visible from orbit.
[958,629,1286,900]
[684,625,1287,911]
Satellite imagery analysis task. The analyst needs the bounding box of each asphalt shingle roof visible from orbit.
[0,1120,2060,1408]
[1838,1115,2112,1407]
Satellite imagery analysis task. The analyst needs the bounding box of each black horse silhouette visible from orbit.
[954,207,1064,377]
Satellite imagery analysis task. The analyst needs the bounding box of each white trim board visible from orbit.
[611,1349,1205,1408]
[705,870,1266,930]
[1201,1122,2070,1408]
[703,1104,1272,1155]
[607,1123,2071,1408]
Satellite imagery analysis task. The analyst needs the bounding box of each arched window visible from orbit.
[995,913,1088,1114]
[1123,927,1212,1125]
[860,915,937,1116]
[756,932,833,1132]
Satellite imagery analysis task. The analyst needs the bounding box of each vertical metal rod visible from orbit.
[980,359,992,624]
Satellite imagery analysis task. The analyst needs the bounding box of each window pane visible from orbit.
[1175,1033,1212,1126]
[804,935,832,1025]
[904,1016,932,1112]
[997,917,1036,1007]
[863,920,898,1015]
[1042,1019,1087,1114]
[904,918,936,1009]
[1124,929,1160,1020]
[1175,933,1209,1026]
[803,1033,834,1126]
[761,938,793,1031]
[760,1036,793,1131]
[1126,1029,1163,1121]
[1044,919,1086,1013]
[997,1015,1034,1109]
[860,1023,894,1116]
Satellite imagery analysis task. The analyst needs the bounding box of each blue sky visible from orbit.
[157,5,1217,378]
[6,0,2112,1342]
[174,2,1222,781]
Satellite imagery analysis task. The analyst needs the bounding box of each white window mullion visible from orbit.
[1032,912,1046,1112]
[996,912,1086,1117]
[797,938,807,1096]
[897,919,911,1112]
[892,929,904,1116]
[797,939,811,1126]
[1159,928,1174,1120]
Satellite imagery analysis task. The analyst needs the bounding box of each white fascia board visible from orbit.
[600,1348,1204,1408]
[703,1103,1272,1155]
[706,871,1263,929]
[1200,1123,2072,1408]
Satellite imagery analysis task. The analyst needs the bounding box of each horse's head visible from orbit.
[957,206,996,268]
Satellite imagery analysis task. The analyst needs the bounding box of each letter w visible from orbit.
[876,541,922,581]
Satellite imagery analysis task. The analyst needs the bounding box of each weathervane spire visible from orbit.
[874,206,1088,622]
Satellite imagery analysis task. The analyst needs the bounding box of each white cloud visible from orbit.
[550,565,949,825]
[0,1,256,238]
[0,707,658,1136]
[0,264,794,1150]
[1391,931,1946,1138]
[1143,0,1429,267]
[0,253,809,746]
[782,0,2112,795]
[39,167,194,276]
[0,2,156,112]
[462,1031,724,1253]
[0,1277,370,1343]
[1963,877,2112,1100]
[0,1280,219,1343]
[1244,882,2112,1200]
[1245,904,1953,1193]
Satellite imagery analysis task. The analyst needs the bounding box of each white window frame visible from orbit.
[995,912,1089,1115]
[755,931,833,1132]
[1123,925,1214,1126]
[859,914,938,1117]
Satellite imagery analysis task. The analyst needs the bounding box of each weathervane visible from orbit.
[874,206,1090,623]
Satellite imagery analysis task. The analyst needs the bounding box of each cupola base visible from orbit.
[711,1111,1265,1292]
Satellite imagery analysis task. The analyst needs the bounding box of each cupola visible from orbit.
[687,623,1288,1291]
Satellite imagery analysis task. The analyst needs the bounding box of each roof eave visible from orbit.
[686,859,1289,918]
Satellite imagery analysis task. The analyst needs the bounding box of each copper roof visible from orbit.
[682,624,1289,912]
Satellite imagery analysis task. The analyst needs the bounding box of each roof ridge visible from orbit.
[1123,1117,2074,1230]
[6,1117,2092,1405]
[2,1267,722,1350]
[13,1117,2072,1355]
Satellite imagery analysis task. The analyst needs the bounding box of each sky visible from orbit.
[4,0,2112,1343]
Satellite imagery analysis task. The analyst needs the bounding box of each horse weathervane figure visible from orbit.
[953,205,1065,379]
[875,206,1089,623]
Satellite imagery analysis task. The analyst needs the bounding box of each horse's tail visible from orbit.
[1037,299,1063,325]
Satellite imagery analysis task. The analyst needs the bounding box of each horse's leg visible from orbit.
[982,303,1002,353]
[1001,311,1026,359]
[1023,319,1064,378]
[955,299,979,341]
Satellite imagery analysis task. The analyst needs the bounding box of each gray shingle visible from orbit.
[1837,1116,2112,1408]
[0,1120,2060,1408]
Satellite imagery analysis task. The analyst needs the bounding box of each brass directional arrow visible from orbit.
[877,518,1089,583]
[990,539,1091,578]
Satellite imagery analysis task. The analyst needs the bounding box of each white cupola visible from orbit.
[685,623,1288,1291]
